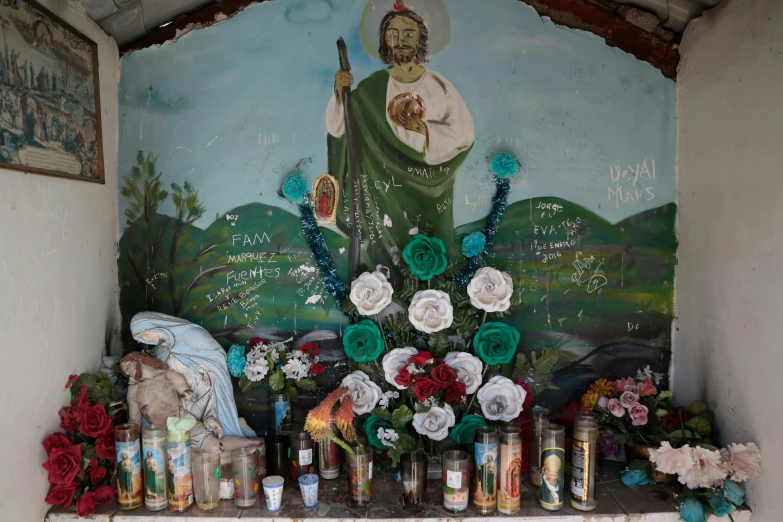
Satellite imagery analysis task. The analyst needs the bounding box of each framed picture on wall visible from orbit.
[0,0,103,183]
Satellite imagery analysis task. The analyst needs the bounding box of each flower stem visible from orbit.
[481,311,488,325]
[329,434,355,456]
[465,366,490,413]
[427,280,431,289]
[376,314,390,354]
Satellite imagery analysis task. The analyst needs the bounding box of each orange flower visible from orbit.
[304,387,349,442]
[334,396,357,441]
[580,378,616,410]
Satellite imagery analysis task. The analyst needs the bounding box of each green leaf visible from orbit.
[268,370,285,392]
[384,312,414,336]
[398,277,422,301]
[684,417,712,437]
[668,430,701,441]
[453,307,478,340]
[512,353,530,379]
[388,446,405,466]
[500,364,512,378]
[391,406,414,428]
[428,333,451,358]
[439,281,471,308]
[285,382,298,402]
[395,433,418,452]
[296,378,318,392]
[628,459,650,471]
[687,400,709,416]
[370,408,392,420]
[238,375,261,392]
[341,298,358,317]
[531,348,561,374]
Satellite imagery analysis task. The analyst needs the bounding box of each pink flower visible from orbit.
[650,442,694,476]
[637,378,657,397]
[607,399,625,418]
[597,395,609,409]
[722,443,762,482]
[619,391,638,409]
[679,446,728,488]
[624,384,640,398]
[614,377,634,393]
[629,403,649,426]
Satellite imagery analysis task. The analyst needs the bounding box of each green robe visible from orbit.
[328,69,472,271]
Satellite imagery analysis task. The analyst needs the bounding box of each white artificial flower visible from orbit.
[244,358,269,382]
[340,370,382,415]
[407,363,424,375]
[268,350,280,363]
[289,350,304,360]
[722,443,762,482]
[377,428,399,447]
[477,375,527,422]
[678,446,729,489]
[350,271,394,316]
[378,390,400,409]
[467,267,513,312]
[650,442,695,476]
[408,290,453,333]
[382,347,419,390]
[282,358,308,380]
[412,404,456,441]
[443,352,484,394]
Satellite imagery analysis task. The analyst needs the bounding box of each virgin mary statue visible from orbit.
[130,312,256,440]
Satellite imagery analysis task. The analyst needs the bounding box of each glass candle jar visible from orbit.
[291,431,315,481]
[266,435,291,485]
[442,450,470,513]
[539,424,566,511]
[574,411,598,428]
[473,426,498,515]
[401,452,427,510]
[141,424,168,511]
[115,424,143,510]
[166,428,194,512]
[318,416,340,480]
[530,406,551,487]
[192,450,221,511]
[232,447,259,508]
[346,446,373,507]
[571,421,598,511]
[498,425,522,515]
[273,393,291,428]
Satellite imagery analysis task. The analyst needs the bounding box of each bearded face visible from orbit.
[379,12,428,66]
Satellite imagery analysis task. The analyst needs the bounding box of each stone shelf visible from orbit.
[46,463,751,522]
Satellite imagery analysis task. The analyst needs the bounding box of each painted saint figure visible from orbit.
[326,0,474,267]
[479,454,496,497]
[119,453,133,498]
[540,454,562,505]
[145,450,160,497]
[167,454,176,499]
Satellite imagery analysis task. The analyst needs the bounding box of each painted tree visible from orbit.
[169,181,206,314]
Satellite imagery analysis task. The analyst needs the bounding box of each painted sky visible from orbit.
[117,0,676,230]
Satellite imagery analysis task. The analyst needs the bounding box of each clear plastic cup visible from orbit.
[192,450,220,511]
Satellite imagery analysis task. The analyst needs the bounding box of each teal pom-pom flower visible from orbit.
[281,171,308,203]
[226,344,246,378]
[461,231,486,258]
[490,152,520,179]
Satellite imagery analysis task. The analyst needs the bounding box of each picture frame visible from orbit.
[0,0,104,183]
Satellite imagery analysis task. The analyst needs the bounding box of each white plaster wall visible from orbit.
[0,1,119,520]
[675,0,782,519]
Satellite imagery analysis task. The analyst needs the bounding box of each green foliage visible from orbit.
[452,307,478,340]
[171,181,206,225]
[531,347,561,374]
[391,406,414,428]
[427,333,452,358]
[268,369,285,391]
[70,372,117,406]
[512,353,530,379]
[387,433,418,466]
[384,312,413,336]
[238,375,260,393]
[285,381,298,402]
[340,298,358,317]
[438,280,471,308]
[120,151,168,228]
[295,378,318,392]
[398,276,422,301]
[370,407,392,420]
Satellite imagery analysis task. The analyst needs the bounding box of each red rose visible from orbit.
[249,337,265,348]
[42,444,82,484]
[45,482,79,508]
[408,351,434,366]
[300,342,320,358]
[444,381,467,405]
[64,375,80,390]
[43,433,72,454]
[76,491,97,517]
[95,435,115,462]
[513,379,533,411]
[309,363,325,376]
[93,485,115,506]
[394,365,412,387]
[411,377,440,403]
[90,465,107,484]
[79,404,112,438]
[430,364,458,387]
[75,386,90,408]
[59,407,77,432]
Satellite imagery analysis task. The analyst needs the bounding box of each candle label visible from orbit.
[446,470,462,488]
[319,437,340,478]
[274,399,291,427]
[539,447,565,508]
[142,444,167,508]
[473,441,498,510]
[116,440,143,508]
[299,448,313,466]
[498,441,522,514]
[166,438,194,510]
[571,440,591,501]
[444,469,469,511]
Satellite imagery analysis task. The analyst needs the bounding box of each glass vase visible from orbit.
[401,452,427,510]
[346,446,373,507]
[192,450,220,511]
[442,450,470,513]
[231,447,259,508]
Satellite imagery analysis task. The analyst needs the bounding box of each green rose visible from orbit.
[363,415,401,450]
[448,414,488,445]
[473,321,520,365]
[342,320,385,362]
[402,234,448,281]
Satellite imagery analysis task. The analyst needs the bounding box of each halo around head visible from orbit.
[360,0,451,60]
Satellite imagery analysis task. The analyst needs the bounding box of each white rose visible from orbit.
[467,267,514,312]
[382,347,419,390]
[477,375,527,422]
[350,271,394,316]
[408,290,453,333]
[412,404,456,441]
[340,370,382,415]
[443,352,484,394]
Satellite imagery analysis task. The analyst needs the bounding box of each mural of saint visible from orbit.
[314,174,338,223]
[327,0,474,267]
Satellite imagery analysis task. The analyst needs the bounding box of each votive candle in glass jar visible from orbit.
[166,428,194,512]
[473,426,498,515]
[141,424,168,511]
[401,452,427,510]
[115,424,143,510]
[291,431,315,481]
[192,450,221,511]
[530,406,551,486]
[498,425,522,515]
[232,447,259,508]
[574,411,597,428]
[273,393,291,428]
[571,421,598,511]
[539,424,566,511]
[346,446,373,507]
[442,450,470,513]
[318,416,340,480]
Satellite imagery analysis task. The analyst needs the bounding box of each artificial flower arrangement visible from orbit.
[43,373,127,517]
[226,337,325,400]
